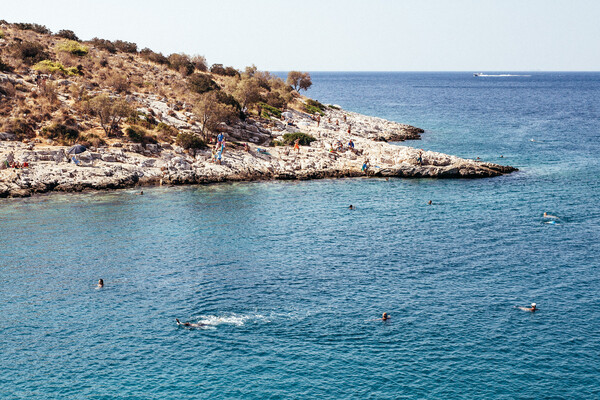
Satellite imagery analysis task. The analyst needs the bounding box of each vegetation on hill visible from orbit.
[0,20,314,148]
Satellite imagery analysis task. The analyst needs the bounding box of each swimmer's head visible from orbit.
[531,303,536,308]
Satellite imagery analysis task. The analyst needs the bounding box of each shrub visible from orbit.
[210,64,239,77]
[89,38,116,53]
[281,132,316,146]
[304,99,326,115]
[0,30,4,39]
[187,73,218,94]
[58,40,89,56]
[11,41,49,65]
[306,98,326,112]
[126,126,157,144]
[0,81,16,97]
[191,55,207,72]
[41,123,80,145]
[258,102,281,118]
[14,23,51,34]
[113,40,137,53]
[216,91,241,111]
[33,60,81,76]
[168,53,194,76]
[55,29,79,41]
[80,133,106,148]
[176,132,205,149]
[156,122,178,136]
[3,118,36,141]
[328,104,341,110]
[140,48,168,64]
[0,57,12,72]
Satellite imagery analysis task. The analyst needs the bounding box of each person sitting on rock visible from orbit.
[362,159,370,174]
[348,139,355,149]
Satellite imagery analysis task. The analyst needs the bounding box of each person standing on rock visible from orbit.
[294,138,300,153]
[347,125,352,134]
[216,133,224,149]
[317,115,321,127]
[417,150,423,166]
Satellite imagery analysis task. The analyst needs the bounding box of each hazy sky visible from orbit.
[2,0,599,71]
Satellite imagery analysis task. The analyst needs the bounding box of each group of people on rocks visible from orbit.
[3,160,29,169]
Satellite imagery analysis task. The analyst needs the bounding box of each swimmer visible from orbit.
[428,200,432,205]
[349,205,355,210]
[543,212,558,219]
[136,190,143,195]
[176,318,206,328]
[381,312,390,321]
[97,279,104,288]
[516,303,537,312]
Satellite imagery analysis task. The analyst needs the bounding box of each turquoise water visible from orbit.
[1,73,600,398]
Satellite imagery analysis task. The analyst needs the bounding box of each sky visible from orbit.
[1,0,599,71]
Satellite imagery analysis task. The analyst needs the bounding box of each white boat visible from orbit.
[473,72,483,77]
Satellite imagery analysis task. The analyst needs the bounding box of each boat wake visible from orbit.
[473,73,531,77]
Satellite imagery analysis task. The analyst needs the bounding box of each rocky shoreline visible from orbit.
[0,107,517,198]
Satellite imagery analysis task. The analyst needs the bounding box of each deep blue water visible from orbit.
[1,72,600,399]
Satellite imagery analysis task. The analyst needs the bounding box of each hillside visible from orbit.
[0,21,315,147]
[0,21,515,198]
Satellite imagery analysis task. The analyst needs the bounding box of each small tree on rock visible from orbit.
[87,94,133,137]
[194,91,238,142]
[287,71,312,92]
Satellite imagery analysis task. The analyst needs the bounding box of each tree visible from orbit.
[194,92,238,142]
[287,71,312,92]
[87,94,133,137]
[233,78,261,110]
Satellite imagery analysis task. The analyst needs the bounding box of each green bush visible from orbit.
[58,40,89,56]
[306,98,326,111]
[55,30,79,41]
[258,102,281,118]
[187,73,217,94]
[281,132,316,146]
[33,60,81,76]
[14,23,51,34]
[176,132,205,149]
[10,41,49,65]
[304,104,324,115]
[89,38,116,53]
[126,126,157,144]
[41,123,80,144]
[328,104,340,110]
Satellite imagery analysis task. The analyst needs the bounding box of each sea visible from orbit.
[1,72,599,399]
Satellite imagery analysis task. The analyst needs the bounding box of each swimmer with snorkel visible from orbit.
[176,318,206,328]
[543,212,558,219]
[516,303,537,312]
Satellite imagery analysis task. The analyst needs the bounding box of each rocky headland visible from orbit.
[0,104,516,198]
[0,21,516,198]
